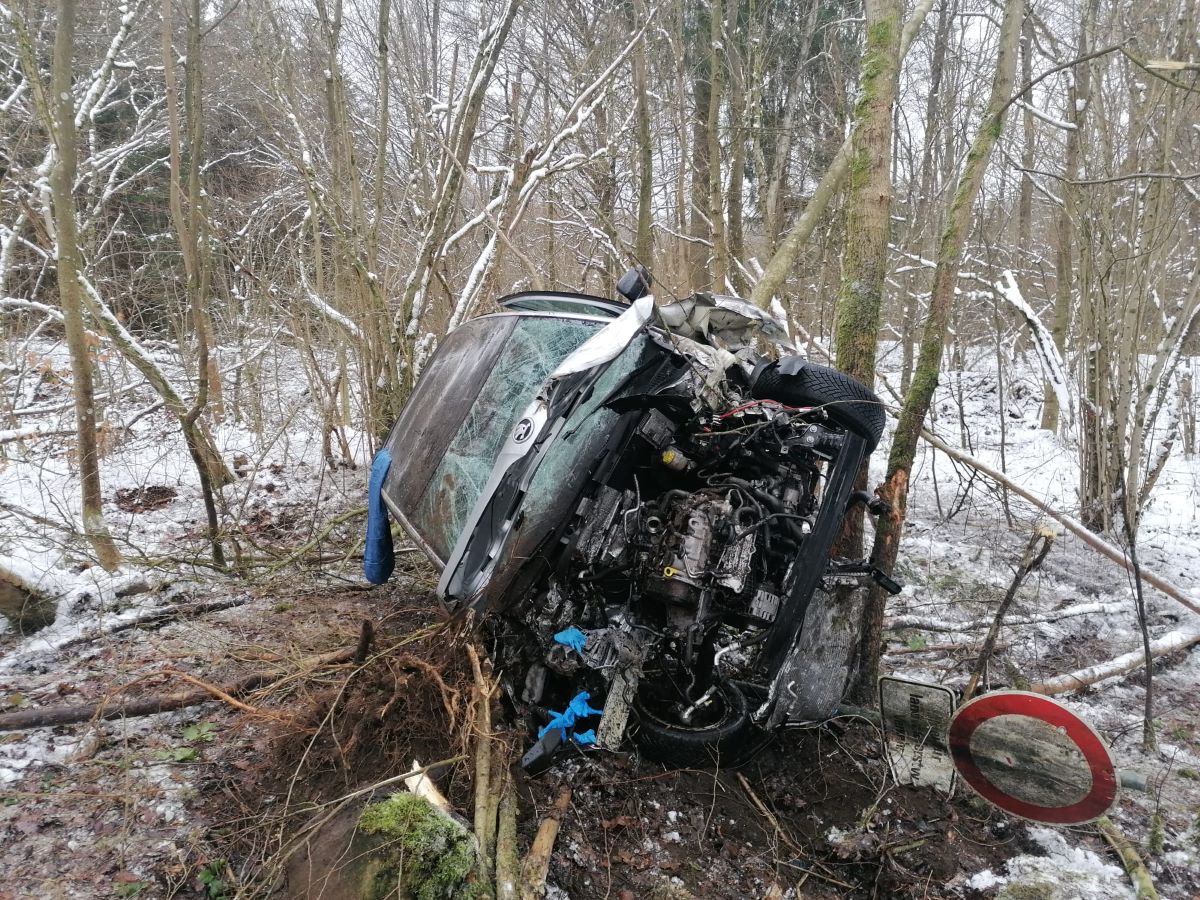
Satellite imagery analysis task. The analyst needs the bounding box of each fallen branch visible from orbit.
[887,601,1129,634]
[262,505,367,575]
[495,771,520,900]
[737,772,802,856]
[886,641,1009,656]
[920,429,1200,620]
[0,645,356,731]
[519,786,571,900]
[1097,816,1160,899]
[0,424,75,444]
[159,668,265,715]
[1027,629,1200,695]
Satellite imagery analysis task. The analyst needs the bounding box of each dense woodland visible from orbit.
[1,0,1199,895]
[0,0,1196,620]
[4,0,1198,675]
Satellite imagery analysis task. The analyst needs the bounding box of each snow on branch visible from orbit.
[994,270,1077,428]
[1029,628,1200,695]
[296,258,363,341]
[76,273,190,417]
[1014,98,1077,131]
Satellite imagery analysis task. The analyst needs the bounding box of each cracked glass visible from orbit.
[383,314,601,562]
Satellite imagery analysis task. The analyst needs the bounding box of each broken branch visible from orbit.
[519,786,571,900]
[965,528,1055,701]
[1028,629,1200,695]
[0,646,356,731]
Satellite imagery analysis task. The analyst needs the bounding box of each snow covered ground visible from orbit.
[1,332,1198,897]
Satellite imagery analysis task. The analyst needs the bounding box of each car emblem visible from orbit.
[513,417,535,443]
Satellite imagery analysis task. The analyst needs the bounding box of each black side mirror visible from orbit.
[616,265,652,303]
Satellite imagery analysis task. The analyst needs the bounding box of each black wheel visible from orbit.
[632,680,752,767]
[752,358,885,451]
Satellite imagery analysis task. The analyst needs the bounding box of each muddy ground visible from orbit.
[7,573,1194,899]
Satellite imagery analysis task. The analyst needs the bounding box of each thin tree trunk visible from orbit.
[855,0,1026,701]
[1016,13,1034,249]
[725,0,749,294]
[1041,12,1090,432]
[688,0,713,292]
[750,0,936,311]
[707,0,727,290]
[164,0,226,566]
[632,0,653,266]
[833,0,903,557]
[44,0,121,571]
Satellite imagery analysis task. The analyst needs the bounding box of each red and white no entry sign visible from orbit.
[947,691,1118,825]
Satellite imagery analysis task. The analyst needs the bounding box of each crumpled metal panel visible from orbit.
[382,314,600,562]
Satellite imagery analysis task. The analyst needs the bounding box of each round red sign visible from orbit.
[947,691,1118,825]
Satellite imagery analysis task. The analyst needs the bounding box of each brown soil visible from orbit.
[203,586,1026,899]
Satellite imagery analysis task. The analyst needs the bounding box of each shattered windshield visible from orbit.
[382,314,602,561]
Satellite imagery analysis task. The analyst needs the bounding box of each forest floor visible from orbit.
[2,339,1199,898]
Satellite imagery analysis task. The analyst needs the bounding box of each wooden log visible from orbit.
[1097,816,1159,899]
[519,786,571,900]
[1028,629,1200,695]
[495,772,520,900]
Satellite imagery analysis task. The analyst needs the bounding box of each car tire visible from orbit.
[632,680,752,768]
[752,359,885,451]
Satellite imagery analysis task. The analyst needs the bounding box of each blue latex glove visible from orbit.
[567,691,604,720]
[553,627,588,655]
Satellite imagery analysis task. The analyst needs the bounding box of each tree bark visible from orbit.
[749,0,936,312]
[855,0,1026,701]
[1040,12,1090,432]
[632,0,653,267]
[164,0,227,566]
[45,0,121,572]
[707,0,727,290]
[833,0,903,557]
[687,0,714,292]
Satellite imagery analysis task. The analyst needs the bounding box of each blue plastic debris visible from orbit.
[567,692,604,720]
[538,691,604,743]
[364,449,395,585]
[539,709,575,741]
[572,729,597,746]
[553,626,588,655]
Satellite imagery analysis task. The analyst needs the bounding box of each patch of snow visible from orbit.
[968,869,1002,890]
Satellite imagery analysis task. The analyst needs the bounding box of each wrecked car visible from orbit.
[366,269,896,772]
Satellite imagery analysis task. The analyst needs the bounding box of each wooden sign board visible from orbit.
[878,676,958,795]
[947,691,1119,825]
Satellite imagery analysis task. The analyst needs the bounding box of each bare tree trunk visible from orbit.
[1041,10,1090,432]
[750,0,936,311]
[833,0,903,557]
[43,0,121,571]
[707,0,727,290]
[687,0,714,292]
[855,0,1026,700]
[725,0,749,294]
[1016,13,1034,249]
[632,0,653,267]
[164,0,227,566]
